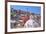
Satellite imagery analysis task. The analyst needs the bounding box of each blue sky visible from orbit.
[10,5,41,14]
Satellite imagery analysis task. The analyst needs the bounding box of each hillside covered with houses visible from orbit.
[11,8,41,28]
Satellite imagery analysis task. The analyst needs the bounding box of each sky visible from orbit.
[10,5,41,14]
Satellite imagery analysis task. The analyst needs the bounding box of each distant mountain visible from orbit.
[11,9,30,14]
